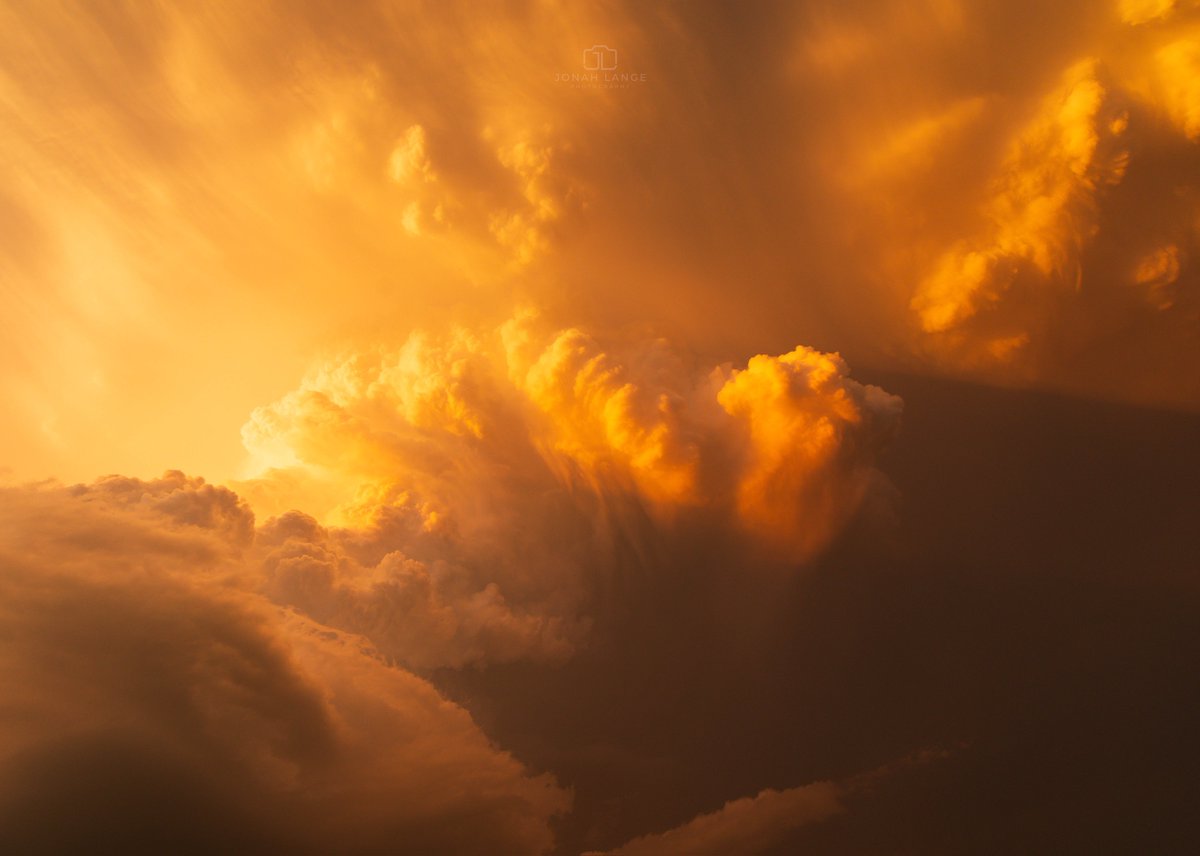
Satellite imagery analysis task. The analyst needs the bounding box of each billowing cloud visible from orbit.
[0,476,567,853]
[715,346,903,558]
[2,0,1199,490]
[256,509,578,670]
[0,343,902,850]
[912,61,1130,341]
[1,3,1197,852]
[0,315,903,851]
[241,312,901,566]
[796,0,1200,404]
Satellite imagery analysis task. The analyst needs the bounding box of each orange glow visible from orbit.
[1,2,1198,853]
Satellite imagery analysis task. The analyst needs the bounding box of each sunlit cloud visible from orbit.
[240,312,900,563]
[1,1,1198,852]
[912,60,1129,343]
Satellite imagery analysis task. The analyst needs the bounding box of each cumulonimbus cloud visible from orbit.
[0,308,902,850]
[228,313,903,671]
[241,312,902,567]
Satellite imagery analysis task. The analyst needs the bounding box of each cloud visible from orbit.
[810,2,1200,402]
[256,510,578,670]
[0,319,902,851]
[0,346,901,850]
[387,124,435,185]
[1146,26,1200,139]
[911,60,1130,353]
[587,749,948,856]
[0,4,1196,853]
[241,312,902,567]
[1119,0,1179,25]
[715,345,903,559]
[501,316,704,506]
[4,0,1200,489]
[588,781,846,856]
[1132,242,1183,308]
[0,477,568,854]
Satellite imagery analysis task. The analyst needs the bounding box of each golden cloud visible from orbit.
[241,313,902,565]
[912,61,1130,344]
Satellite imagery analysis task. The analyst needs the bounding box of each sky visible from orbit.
[0,1,1198,854]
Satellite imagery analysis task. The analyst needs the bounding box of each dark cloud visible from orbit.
[432,372,1200,855]
[0,478,568,854]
